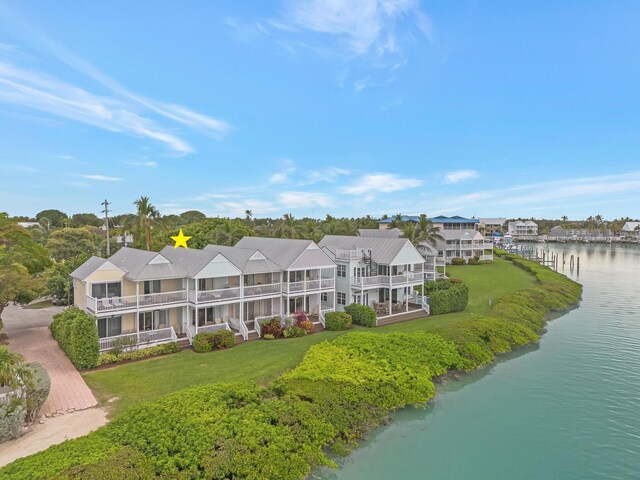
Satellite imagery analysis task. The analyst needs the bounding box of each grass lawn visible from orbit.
[83,256,536,418]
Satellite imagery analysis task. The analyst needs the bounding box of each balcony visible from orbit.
[87,290,188,314]
[190,286,241,304]
[243,283,281,297]
[335,248,363,260]
[282,277,335,294]
[98,326,177,352]
[350,272,424,288]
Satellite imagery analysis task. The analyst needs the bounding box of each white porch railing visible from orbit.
[335,248,363,260]
[193,287,241,303]
[87,294,138,314]
[185,321,195,345]
[243,283,281,297]
[138,290,187,308]
[226,317,247,340]
[255,315,282,337]
[98,326,177,352]
[283,278,334,294]
[319,308,334,328]
[197,323,231,334]
[350,275,388,287]
[320,278,335,289]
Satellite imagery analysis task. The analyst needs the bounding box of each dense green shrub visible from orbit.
[24,363,50,422]
[261,318,284,338]
[50,308,99,369]
[324,312,352,331]
[97,342,178,366]
[451,257,466,265]
[50,446,156,480]
[211,329,236,349]
[0,401,26,442]
[429,283,469,315]
[344,304,376,327]
[467,257,478,265]
[193,330,235,353]
[283,325,307,338]
[193,332,213,353]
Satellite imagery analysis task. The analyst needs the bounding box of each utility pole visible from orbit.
[101,199,111,256]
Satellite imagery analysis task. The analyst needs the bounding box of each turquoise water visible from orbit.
[323,244,640,480]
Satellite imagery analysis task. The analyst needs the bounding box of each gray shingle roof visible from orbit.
[319,235,422,265]
[235,237,335,270]
[70,256,109,280]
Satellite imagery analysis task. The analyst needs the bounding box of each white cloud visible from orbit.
[443,169,479,184]
[79,174,123,181]
[278,191,333,208]
[211,199,279,217]
[342,173,422,194]
[269,172,289,183]
[126,161,158,167]
[0,63,194,154]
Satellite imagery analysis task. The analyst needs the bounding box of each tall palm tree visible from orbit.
[133,196,159,250]
[214,220,245,246]
[417,217,443,247]
[561,215,569,229]
[275,213,301,239]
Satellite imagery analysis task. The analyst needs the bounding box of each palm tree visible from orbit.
[561,215,569,229]
[0,346,29,390]
[417,217,443,248]
[244,210,253,224]
[133,196,159,250]
[275,213,301,239]
[299,220,324,243]
[403,223,417,244]
[389,213,404,229]
[214,220,245,246]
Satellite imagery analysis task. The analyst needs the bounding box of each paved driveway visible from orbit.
[3,304,98,416]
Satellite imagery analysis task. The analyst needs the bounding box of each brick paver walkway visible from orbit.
[4,306,97,416]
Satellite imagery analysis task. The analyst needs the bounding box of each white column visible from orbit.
[136,282,140,344]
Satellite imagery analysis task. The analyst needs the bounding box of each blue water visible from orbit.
[323,244,640,480]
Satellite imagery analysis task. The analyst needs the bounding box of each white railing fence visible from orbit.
[98,326,177,352]
[319,308,334,328]
[138,290,187,307]
[243,283,281,297]
[197,323,231,334]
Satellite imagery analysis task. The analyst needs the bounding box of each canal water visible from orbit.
[323,244,640,480]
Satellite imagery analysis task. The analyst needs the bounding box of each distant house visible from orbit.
[357,228,403,238]
[17,221,40,229]
[508,220,539,240]
[621,221,640,238]
[377,215,420,229]
[479,218,507,237]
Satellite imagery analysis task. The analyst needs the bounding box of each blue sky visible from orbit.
[1,0,640,220]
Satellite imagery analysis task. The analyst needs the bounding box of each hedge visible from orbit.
[344,304,376,328]
[50,308,99,369]
[193,330,236,353]
[1,253,582,479]
[0,401,26,442]
[97,342,179,366]
[324,312,352,331]
[429,282,469,315]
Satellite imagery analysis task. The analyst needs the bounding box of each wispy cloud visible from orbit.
[443,169,479,184]
[126,161,158,167]
[11,165,37,173]
[0,13,230,153]
[423,171,640,215]
[278,190,333,208]
[342,173,422,194]
[79,174,123,181]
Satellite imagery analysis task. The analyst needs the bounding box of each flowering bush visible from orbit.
[261,318,283,339]
[296,319,314,334]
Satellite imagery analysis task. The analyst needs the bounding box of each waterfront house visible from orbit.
[478,218,508,237]
[429,216,493,263]
[71,238,336,351]
[318,235,430,320]
[508,220,539,240]
[621,221,640,239]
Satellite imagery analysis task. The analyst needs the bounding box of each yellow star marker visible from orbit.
[171,229,192,249]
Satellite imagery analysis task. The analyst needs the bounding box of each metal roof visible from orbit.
[357,228,403,238]
[379,215,479,225]
[319,235,423,265]
[108,247,187,281]
[70,256,109,280]
[203,245,281,274]
[235,237,335,270]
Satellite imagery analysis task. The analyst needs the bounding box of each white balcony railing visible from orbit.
[243,283,281,297]
[138,290,187,308]
[350,275,388,287]
[98,326,177,352]
[351,272,424,288]
[319,308,334,328]
[197,323,231,334]
[87,294,138,314]
[283,278,334,294]
[335,248,363,260]
[193,287,241,303]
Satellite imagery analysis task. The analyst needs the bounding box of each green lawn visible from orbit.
[83,256,536,417]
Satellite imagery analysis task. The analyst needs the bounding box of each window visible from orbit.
[139,310,169,331]
[337,265,346,277]
[337,292,346,305]
[321,292,328,302]
[144,280,161,294]
[97,316,121,338]
[91,282,121,299]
